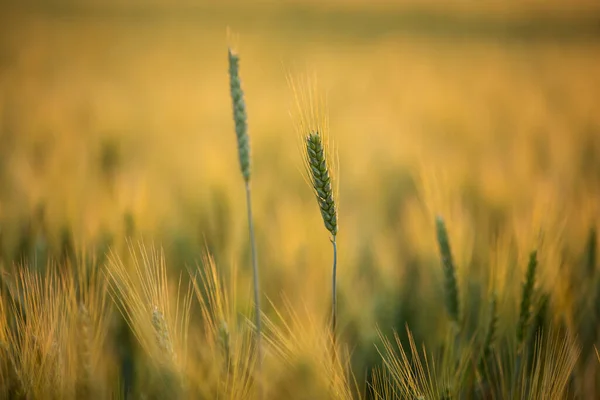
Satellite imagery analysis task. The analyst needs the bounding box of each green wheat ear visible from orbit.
[289,73,339,237]
[228,46,251,182]
[435,216,460,324]
[479,292,498,373]
[517,250,537,345]
[584,226,597,277]
[306,132,338,237]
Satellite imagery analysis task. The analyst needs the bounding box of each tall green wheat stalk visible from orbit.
[227,33,263,391]
[289,74,339,342]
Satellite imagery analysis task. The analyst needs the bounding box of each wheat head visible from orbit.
[227,38,251,182]
[289,74,338,238]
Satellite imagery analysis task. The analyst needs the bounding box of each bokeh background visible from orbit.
[2,0,600,395]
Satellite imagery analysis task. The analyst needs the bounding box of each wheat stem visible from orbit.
[245,181,262,372]
[331,236,338,343]
[228,42,262,397]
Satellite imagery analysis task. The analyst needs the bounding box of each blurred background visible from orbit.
[1,0,600,394]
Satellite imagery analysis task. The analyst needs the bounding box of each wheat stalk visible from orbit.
[289,73,340,342]
[305,132,339,340]
[227,31,263,396]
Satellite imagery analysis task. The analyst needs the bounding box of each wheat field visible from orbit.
[1,2,600,398]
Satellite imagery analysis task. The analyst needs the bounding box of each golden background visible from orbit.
[1,1,600,395]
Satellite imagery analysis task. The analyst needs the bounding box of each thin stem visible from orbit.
[331,236,338,345]
[245,181,262,395]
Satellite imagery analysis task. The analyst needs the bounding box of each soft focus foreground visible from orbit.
[1,1,600,398]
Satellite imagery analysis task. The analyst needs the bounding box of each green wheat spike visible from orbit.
[517,250,537,345]
[482,292,498,361]
[435,216,460,324]
[306,133,338,237]
[228,48,251,182]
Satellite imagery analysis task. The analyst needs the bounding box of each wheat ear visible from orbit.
[289,74,340,342]
[435,216,460,324]
[305,132,339,338]
[227,32,262,394]
[479,292,498,374]
[306,133,338,237]
[517,250,537,346]
[152,306,175,360]
[227,34,250,182]
[77,303,93,395]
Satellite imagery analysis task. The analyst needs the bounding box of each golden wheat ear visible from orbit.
[187,251,256,398]
[105,242,192,395]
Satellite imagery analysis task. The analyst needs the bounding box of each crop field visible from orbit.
[1,1,600,398]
